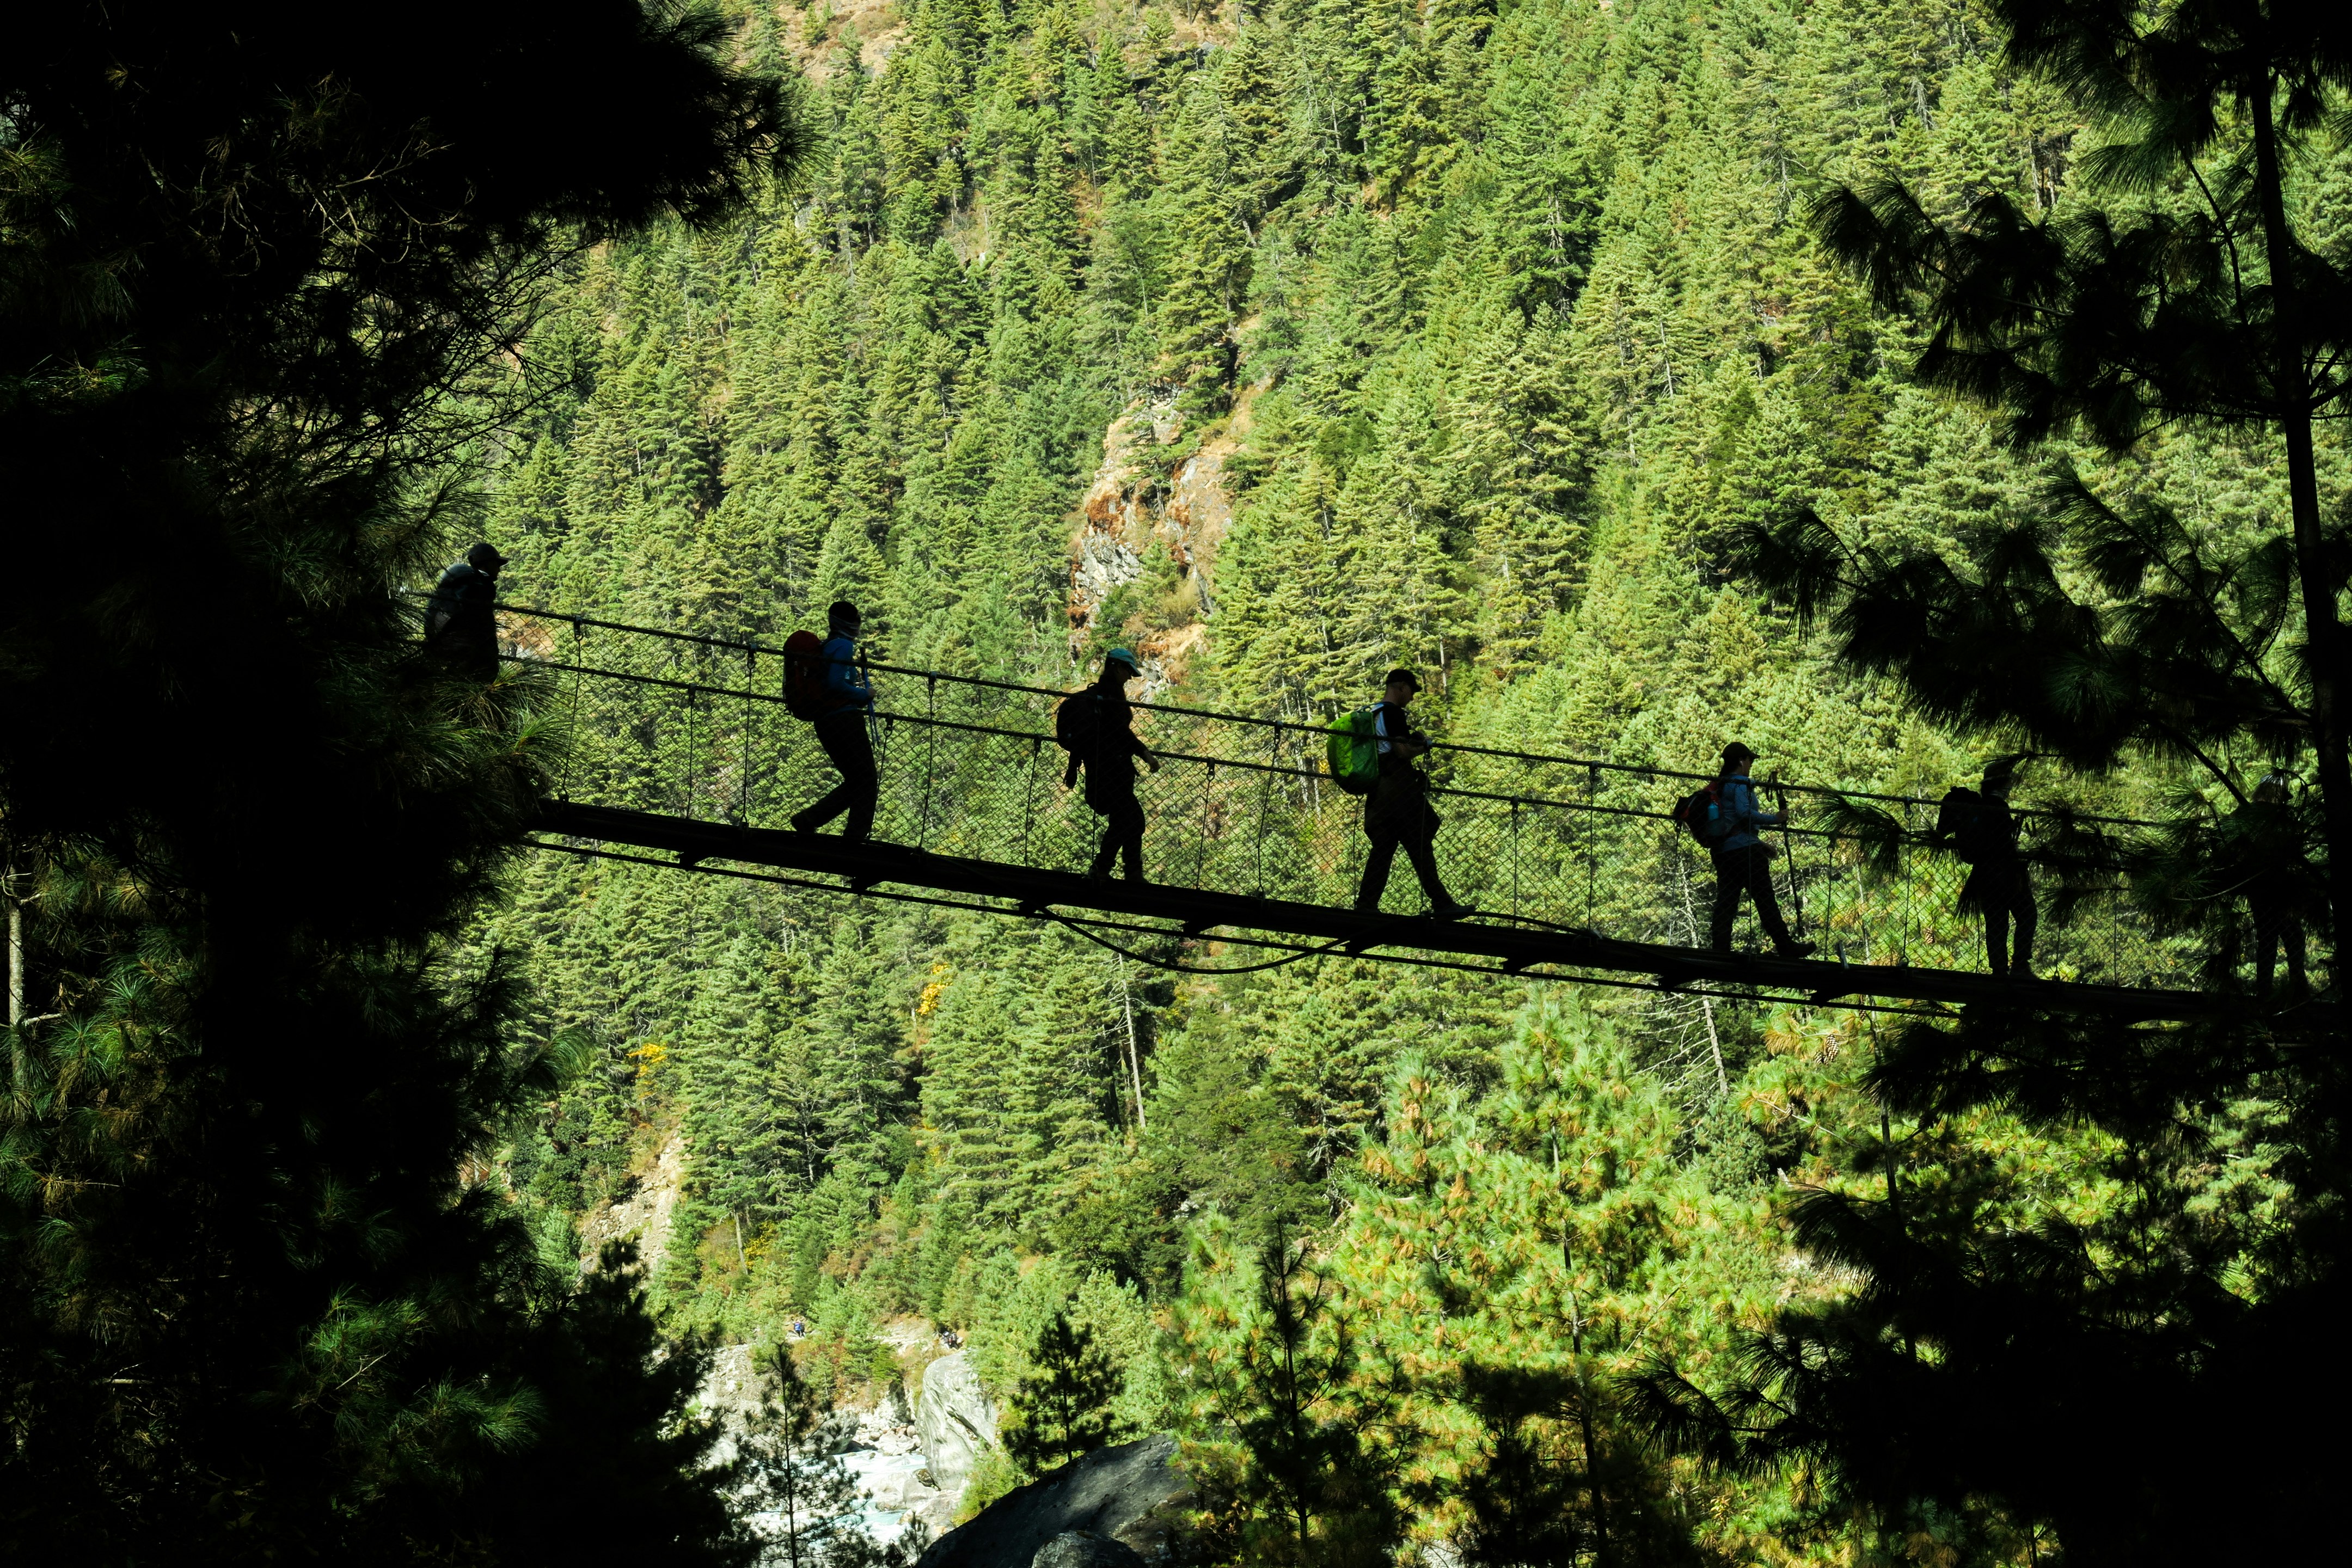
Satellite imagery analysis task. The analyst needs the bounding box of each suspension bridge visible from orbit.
[491,602,2300,1025]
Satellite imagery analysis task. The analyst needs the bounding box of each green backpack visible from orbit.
[1326,708,1381,795]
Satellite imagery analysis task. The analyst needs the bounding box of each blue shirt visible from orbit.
[1716,773,1783,853]
[822,634,872,712]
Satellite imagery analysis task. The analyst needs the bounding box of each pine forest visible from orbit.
[7,1,2352,1565]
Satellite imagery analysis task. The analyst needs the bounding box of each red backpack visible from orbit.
[782,630,831,720]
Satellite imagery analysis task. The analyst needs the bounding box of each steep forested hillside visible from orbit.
[470,0,2349,1559]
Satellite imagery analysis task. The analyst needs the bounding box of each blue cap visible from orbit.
[1106,647,1141,672]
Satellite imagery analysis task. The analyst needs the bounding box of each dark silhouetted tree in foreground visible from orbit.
[0,1,792,1560]
[1805,0,2352,924]
[1637,4,2352,1565]
[742,1344,888,1568]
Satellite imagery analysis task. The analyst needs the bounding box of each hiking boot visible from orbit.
[789,811,817,835]
[1773,940,1817,959]
[1428,898,1467,921]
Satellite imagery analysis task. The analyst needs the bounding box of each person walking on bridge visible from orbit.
[791,600,878,841]
[424,541,505,679]
[1061,647,1158,881]
[2219,770,2311,1000]
[1352,669,1464,920]
[1952,756,2035,979]
[1708,742,1813,958]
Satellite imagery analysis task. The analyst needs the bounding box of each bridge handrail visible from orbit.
[478,599,2160,832]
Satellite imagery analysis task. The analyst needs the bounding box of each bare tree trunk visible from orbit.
[7,851,20,1028]
[1563,1235,1612,1567]
[1675,859,1728,1093]
[2252,85,2351,993]
[1120,959,1147,1132]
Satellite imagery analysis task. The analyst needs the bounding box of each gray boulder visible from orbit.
[916,1435,1188,1568]
[1031,1532,1147,1568]
[916,1351,1000,1499]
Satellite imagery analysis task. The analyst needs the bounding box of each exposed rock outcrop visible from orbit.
[915,1350,1000,1500]
[856,1397,924,1457]
[577,1131,685,1278]
[1032,1530,1148,1568]
[915,1436,1189,1568]
[1070,382,1260,687]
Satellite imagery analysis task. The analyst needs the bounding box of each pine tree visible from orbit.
[1002,1309,1123,1471]
[1178,1226,1401,1568]
[1625,8,2352,1559]
[1344,1002,1740,1568]
[1812,0,2352,926]
[740,1344,874,1568]
[0,1,791,1558]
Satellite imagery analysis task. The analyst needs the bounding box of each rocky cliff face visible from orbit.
[915,1350,1000,1501]
[1069,389,1252,688]
[576,1130,685,1278]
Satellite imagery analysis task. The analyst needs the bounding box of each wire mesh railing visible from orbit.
[492,603,2197,990]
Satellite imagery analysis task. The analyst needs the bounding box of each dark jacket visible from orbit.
[1957,795,2028,911]
[1067,682,1149,800]
[2218,797,2305,904]
[425,560,497,662]
[1367,702,1437,832]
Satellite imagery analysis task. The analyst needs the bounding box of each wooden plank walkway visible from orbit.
[530,803,2332,1028]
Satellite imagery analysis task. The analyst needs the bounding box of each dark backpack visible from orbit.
[783,630,830,721]
[1672,781,1730,845]
[1936,786,2006,863]
[1055,689,1100,760]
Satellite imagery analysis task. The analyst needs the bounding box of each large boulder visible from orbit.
[916,1436,1189,1568]
[1031,1531,1147,1568]
[916,1350,1000,1499]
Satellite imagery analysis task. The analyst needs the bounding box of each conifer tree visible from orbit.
[1002,1309,1123,1471]
[1346,1003,1736,1568]
[741,1343,874,1568]
[1812,0,2352,921]
[1631,6,2352,1561]
[1178,1227,1401,1568]
[0,1,791,1557]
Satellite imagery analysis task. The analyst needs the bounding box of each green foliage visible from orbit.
[739,1343,872,1568]
[1002,1310,1122,1472]
[445,1,2352,1564]
[0,0,789,1559]
[1343,1002,1757,1563]
[1618,7,2352,1560]
[957,1446,1027,1523]
[1178,1227,1402,1568]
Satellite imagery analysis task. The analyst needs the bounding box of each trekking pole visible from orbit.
[1774,780,1806,938]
